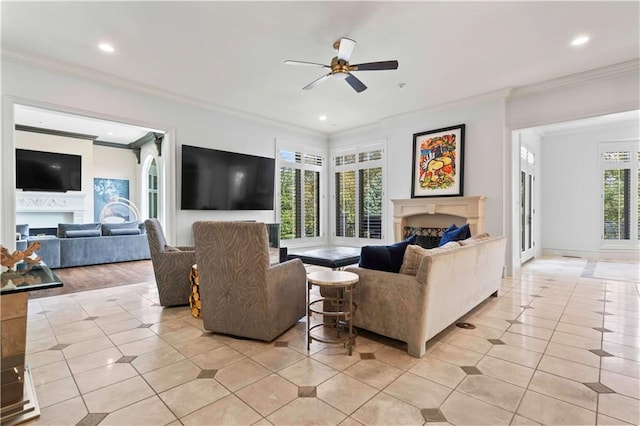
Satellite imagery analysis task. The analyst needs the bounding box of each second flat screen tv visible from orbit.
[181,145,275,210]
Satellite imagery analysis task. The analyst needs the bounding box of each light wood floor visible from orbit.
[30,259,155,299]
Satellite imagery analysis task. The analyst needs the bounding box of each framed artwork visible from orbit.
[411,124,465,198]
[94,178,130,222]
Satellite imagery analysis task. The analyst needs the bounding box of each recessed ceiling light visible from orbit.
[98,43,115,53]
[108,132,114,135]
[318,115,327,121]
[571,35,589,47]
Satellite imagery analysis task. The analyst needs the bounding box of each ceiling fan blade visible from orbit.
[337,37,356,61]
[351,60,399,71]
[303,73,332,90]
[285,60,330,68]
[345,73,367,93]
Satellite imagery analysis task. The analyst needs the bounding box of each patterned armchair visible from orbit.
[145,219,196,306]
[193,221,306,342]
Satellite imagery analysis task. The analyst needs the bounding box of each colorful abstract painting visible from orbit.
[94,178,130,222]
[411,124,465,197]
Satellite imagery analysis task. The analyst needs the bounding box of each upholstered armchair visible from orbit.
[145,219,196,307]
[192,221,306,342]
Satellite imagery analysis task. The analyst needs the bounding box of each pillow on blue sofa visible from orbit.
[102,221,141,236]
[439,224,471,246]
[109,228,142,236]
[65,229,101,238]
[58,223,101,238]
[359,234,417,273]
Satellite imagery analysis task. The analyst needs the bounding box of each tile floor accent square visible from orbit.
[520,305,533,309]
[530,295,542,298]
[275,341,289,348]
[595,311,613,315]
[589,349,614,357]
[583,382,615,393]
[137,323,153,328]
[198,369,218,379]
[597,299,613,303]
[421,408,447,423]
[460,366,483,375]
[298,386,317,397]
[487,339,505,345]
[48,344,70,351]
[593,327,613,333]
[507,320,523,325]
[116,356,137,363]
[38,310,50,315]
[360,353,376,360]
[105,299,117,302]
[83,316,99,321]
[76,413,108,426]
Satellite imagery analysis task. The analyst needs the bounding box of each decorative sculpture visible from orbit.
[0,242,42,270]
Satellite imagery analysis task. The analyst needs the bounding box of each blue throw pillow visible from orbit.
[439,223,471,246]
[359,234,417,273]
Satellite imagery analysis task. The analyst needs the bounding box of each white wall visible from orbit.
[330,98,507,243]
[541,120,639,259]
[1,58,328,246]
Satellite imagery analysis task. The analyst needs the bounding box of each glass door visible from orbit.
[520,146,535,263]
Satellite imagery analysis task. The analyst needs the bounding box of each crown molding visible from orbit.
[511,59,640,98]
[1,47,326,139]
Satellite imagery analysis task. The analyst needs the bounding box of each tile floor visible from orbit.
[22,256,640,425]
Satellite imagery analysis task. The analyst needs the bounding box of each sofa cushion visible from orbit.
[16,224,29,240]
[109,228,141,236]
[102,221,142,236]
[439,223,471,246]
[400,241,461,276]
[58,223,101,238]
[359,234,417,273]
[65,229,102,238]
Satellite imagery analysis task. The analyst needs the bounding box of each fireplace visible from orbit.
[16,192,86,227]
[391,196,486,242]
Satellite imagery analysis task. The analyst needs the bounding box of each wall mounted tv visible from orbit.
[181,145,275,210]
[16,149,82,192]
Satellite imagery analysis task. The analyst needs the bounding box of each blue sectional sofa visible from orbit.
[16,222,150,269]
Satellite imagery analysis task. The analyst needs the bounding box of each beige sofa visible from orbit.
[341,235,507,357]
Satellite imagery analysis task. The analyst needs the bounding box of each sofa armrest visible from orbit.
[175,246,195,252]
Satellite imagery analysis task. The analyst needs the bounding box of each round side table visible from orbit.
[307,270,359,355]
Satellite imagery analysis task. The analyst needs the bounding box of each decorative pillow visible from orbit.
[108,228,141,236]
[439,223,471,246]
[65,229,102,238]
[16,224,29,240]
[359,234,417,273]
[102,221,141,236]
[415,235,440,249]
[459,232,492,246]
[58,223,101,238]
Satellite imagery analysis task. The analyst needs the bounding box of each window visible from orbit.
[147,158,158,219]
[333,144,384,240]
[600,143,639,243]
[278,147,323,241]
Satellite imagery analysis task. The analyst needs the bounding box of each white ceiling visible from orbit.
[2,1,639,135]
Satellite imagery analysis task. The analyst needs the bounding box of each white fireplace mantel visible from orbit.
[391,196,486,241]
[16,191,86,224]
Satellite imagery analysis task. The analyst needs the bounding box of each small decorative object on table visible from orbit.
[0,242,42,271]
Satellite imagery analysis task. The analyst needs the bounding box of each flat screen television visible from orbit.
[16,149,82,192]
[181,145,275,210]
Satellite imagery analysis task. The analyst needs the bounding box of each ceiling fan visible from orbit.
[285,37,399,93]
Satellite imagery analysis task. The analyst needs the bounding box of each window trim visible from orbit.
[331,141,387,245]
[276,140,325,244]
[599,140,640,247]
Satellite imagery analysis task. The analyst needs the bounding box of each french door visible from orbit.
[520,146,535,263]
